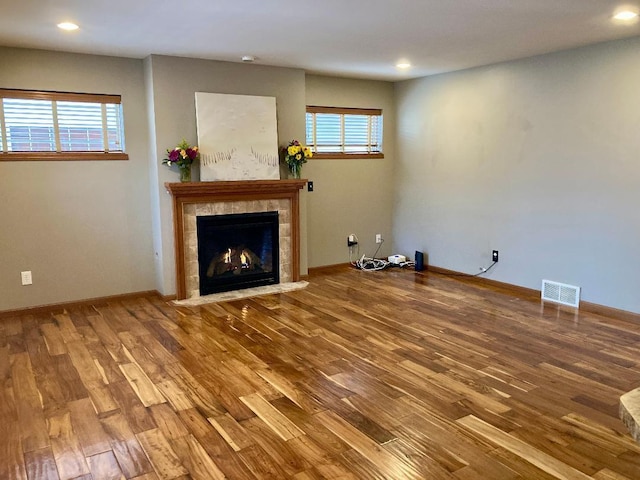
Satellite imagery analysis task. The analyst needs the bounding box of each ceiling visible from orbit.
[1,0,639,81]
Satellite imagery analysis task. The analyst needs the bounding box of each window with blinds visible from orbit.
[306,106,383,159]
[0,89,128,160]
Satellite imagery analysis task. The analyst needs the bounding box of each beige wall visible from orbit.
[304,75,396,267]
[145,55,307,295]
[0,47,155,311]
[10,37,637,314]
[394,37,640,313]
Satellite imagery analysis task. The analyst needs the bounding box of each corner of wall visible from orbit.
[143,56,169,295]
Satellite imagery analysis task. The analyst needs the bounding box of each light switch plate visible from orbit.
[21,271,32,285]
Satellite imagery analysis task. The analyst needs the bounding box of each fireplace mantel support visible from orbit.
[165,180,306,300]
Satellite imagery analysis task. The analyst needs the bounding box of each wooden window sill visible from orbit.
[0,152,129,161]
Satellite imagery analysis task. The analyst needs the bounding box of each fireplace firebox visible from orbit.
[196,211,279,295]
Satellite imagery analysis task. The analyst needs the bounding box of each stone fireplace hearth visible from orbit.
[165,180,306,300]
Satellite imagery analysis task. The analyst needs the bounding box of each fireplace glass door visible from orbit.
[196,211,279,295]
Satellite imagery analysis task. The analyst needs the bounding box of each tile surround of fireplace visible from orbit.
[165,180,306,300]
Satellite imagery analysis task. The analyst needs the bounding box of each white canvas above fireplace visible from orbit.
[195,92,280,181]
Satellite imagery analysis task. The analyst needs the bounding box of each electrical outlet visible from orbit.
[492,250,499,262]
[375,234,383,244]
[347,234,358,247]
[21,270,32,286]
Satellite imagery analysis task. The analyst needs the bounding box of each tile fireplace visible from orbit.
[165,180,306,300]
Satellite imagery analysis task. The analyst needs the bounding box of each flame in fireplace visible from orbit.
[224,248,249,267]
[207,246,261,277]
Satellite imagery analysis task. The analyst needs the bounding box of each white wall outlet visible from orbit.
[375,234,383,244]
[21,270,33,286]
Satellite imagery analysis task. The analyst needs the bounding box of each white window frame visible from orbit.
[0,88,128,161]
[306,105,383,159]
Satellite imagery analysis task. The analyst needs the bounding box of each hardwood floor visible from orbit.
[2,266,640,479]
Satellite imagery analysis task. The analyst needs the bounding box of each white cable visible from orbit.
[349,242,360,266]
[398,261,415,268]
[348,236,418,272]
[356,255,389,271]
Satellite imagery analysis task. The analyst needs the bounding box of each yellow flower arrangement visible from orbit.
[283,140,312,178]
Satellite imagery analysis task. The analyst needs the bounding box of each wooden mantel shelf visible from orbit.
[165,179,306,300]
[165,179,307,199]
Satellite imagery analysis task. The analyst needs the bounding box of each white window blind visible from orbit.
[0,89,127,160]
[57,101,105,152]
[306,106,383,158]
[105,103,124,152]
[3,98,55,152]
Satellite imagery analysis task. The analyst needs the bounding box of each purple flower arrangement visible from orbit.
[162,139,200,168]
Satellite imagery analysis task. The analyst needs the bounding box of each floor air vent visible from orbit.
[541,279,580,308]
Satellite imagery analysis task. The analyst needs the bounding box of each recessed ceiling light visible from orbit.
[57,22,79,31]
[396,62,411,69]
[241,55,256,63]
[613,10,639,21]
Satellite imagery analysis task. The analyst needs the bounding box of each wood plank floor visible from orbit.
[2,266,640,479]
